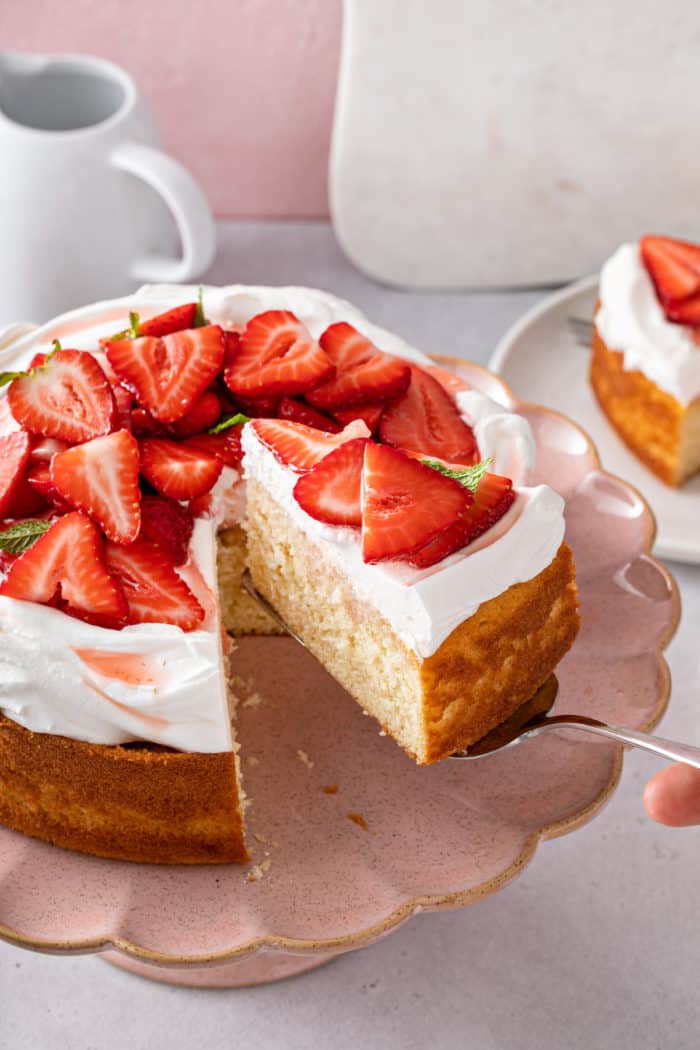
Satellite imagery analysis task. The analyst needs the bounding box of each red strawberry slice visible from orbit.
[105,539,204,631]
[230,394,279,418]
[361,442,472,564]
[408,473,515,569]
[664,294,700,326]
[184,431,244,469]
[25,463,71,511]
[139,497,194,565]
[5,475,50,517]
[379,366,478,463]
[130,406,169,437]
[306,323,410,410]
[171,390,222,437]
[278,396,341,433]
[0,512,128,628]
[140,437,223,500]
[333,403,385,433]
[249,418,370,473]
[8,350,117,443]
[294,437,368,526]
[51,430,141,545]
[106,324,225,423]
[423,364,470,397]
[138,302,198,337]
[223,311,333,399]
[641,235,700,305]
[29,436,69,463]
[0,431,32,517]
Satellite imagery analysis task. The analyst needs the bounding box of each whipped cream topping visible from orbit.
[0,282,562,747]
[242,426,564,659]
[595,242,700,404]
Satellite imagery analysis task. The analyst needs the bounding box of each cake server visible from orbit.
[242,572,700,768]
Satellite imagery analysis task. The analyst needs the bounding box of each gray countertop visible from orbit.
[1,222,698,1050]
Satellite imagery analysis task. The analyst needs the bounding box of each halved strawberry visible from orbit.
[664,294,700,326]
[0,431,32,517]
[423,364,470,398]
[278,397,341,433]
[130,406,169,437]
[306,323,410,410]
[25,463,71,512]
[138,302,198,337]
[379,366,478,463]
[249,418,370,473]
[8,350,117,443]
[105,539,203,631]
[360,442,472,564]
[171,390,222,437]
[224,311,333,399]
[51,430,141,544]
[29,436,69,463]
[140,438,223,500]
[0,512,128,628]
[106,325,225,423]
[230,394,279,418]
[294,438,368,525]
[641,235,700,305]
[332,403,385,433]
[139,497,194,565]
[184,431,244,469]
[5,475,50,517]
[408,472,516,569]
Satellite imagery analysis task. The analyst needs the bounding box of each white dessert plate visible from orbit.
[489,275,700,565]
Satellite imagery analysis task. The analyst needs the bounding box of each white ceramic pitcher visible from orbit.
[0,51,216,325]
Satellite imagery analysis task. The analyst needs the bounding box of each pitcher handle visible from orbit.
[110,143,216,284]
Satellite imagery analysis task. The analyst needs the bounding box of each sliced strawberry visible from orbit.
[641,235,700,305]
[249,418,370,473]
[333,403,385,433]
[105,539,203,631]
[5,475,50,517]
[306,323,410,410]
[224,311,333,399]
[106,325,225,423]
[171,390,222,437]
[110,381,132,430]
[230,394,279,418]
[408,472,516,569]
[278,396,341,433]
[138,302,198,337]
[294,438,367,526]
[139,497,194,565]
[8,350,117,443]
[360,442,472,564]
[29,436,69,463]
[0,548,18,578]
[664,294,700,326]
[0,431,32,517]
[130,406,169,437]
[0,513,128,628]
[140,438,223,500]
[25,463,71,512]
[379,366,478,463]
[28,352,49,369]
[184,431,243,469]
[51,430,141,545]
[423,364,470,397]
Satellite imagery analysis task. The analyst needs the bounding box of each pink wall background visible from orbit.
[0,0,342,218]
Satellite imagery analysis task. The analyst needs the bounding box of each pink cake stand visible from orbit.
[0,358,679,988]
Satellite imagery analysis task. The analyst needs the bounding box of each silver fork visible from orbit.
[241,572,700,768]
[567,316,594,347]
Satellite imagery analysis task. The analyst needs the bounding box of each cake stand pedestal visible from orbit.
[100,948,338,988]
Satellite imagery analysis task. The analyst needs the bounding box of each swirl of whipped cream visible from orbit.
[595,242,700,405]
[0,283,561,747]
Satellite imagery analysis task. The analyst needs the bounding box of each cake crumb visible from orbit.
[247,755,260,767]
[246,858,272,883]
[254,832,267,844]
[242,691,264,709]
[323,784,339,795]
[347,812,369,831]
[297,749,314,770]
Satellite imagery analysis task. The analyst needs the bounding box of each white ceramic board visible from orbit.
[331,0,700,288]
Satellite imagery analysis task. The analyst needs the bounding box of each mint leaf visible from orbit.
[421,457,493,493]
[208,412,250,435]
[0,519,52,555]
[0,370,26,388]
[193,287,209,328]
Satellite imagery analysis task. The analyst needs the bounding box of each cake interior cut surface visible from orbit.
[0,284,579,863]
[592,235,700,487]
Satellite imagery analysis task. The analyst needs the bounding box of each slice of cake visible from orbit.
[0,285,579,863]
[592,236,700,486]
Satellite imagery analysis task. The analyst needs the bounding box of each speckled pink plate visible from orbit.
[0,357,679,988]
